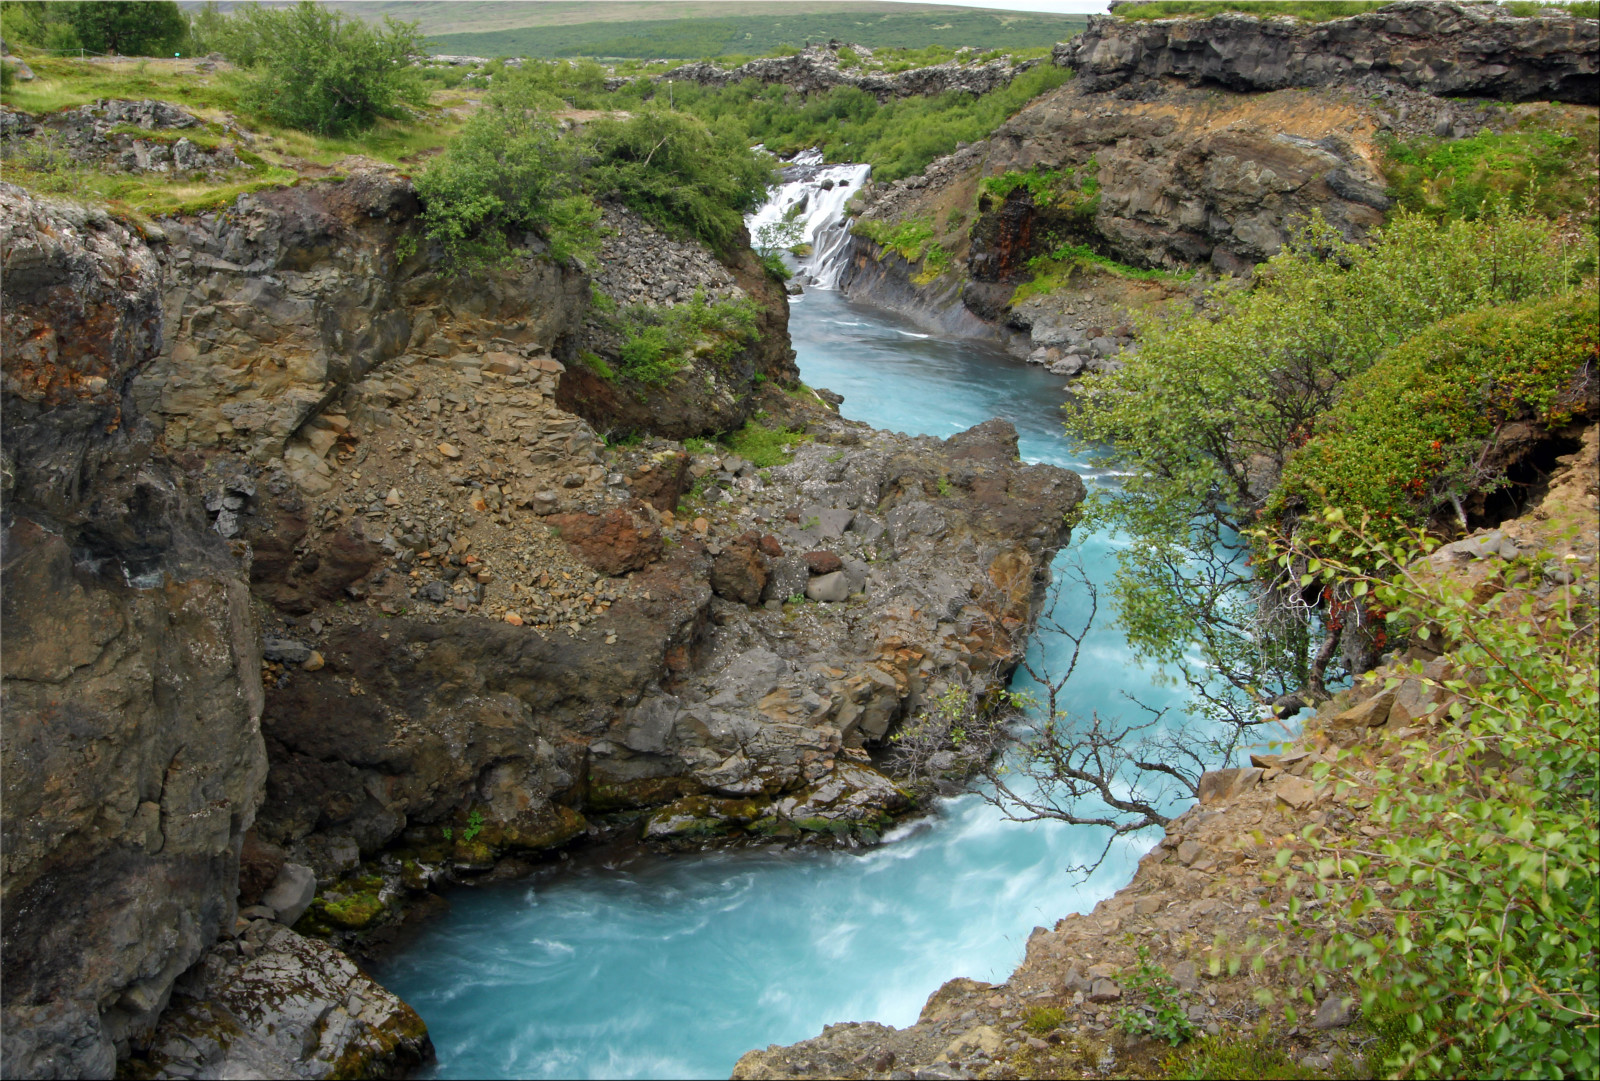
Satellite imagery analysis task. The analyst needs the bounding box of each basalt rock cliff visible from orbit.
[662,42,1031,102]
[837,1,1597,372]
[1,189,267,1079]
[1064,0,1598,103]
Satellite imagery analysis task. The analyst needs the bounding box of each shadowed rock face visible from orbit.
[1059,1,1599,104]
[1,185,267,1080]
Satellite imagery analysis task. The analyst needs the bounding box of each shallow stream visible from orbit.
[376,288,1190,1079]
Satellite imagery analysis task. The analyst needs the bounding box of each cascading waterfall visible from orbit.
[745,149,871,291]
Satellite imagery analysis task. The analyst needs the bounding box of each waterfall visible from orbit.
[745,149,872,292]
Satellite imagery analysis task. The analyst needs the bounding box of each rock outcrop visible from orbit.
[1060,1,1598,104]
[838,1,1596,361]
[1,186,266,1079]
[662,42,1030,102]
[1,98,246,176]
[124,922,430,1079]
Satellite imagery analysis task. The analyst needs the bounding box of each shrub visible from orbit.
[1381,116,1600,228]
[1273,517,1598,1079]
[1064,206,1583,729]
[68,1,187,57]
[413,85,599,272]
[1269,292,1599,556]
[579,110,776,252]
[225,1,426,135]
[1116,946,1197,1046]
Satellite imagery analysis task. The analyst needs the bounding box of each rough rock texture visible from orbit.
[663,42,1031,102]
[1,99,247,176]
[1061,2,1598,104]
[1,186,266,1079]
[132,165,590,462]
[556,205,799,439]
[731,427,1599,1081]
[122,921,431,1079]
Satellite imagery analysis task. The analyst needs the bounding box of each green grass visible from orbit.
[722,420,811,468]
[0,53,462,216]
[1012,242,1193,302]
[851,216,954,283]
[1158,1033,1322,1079]
[3,55,462,165]
[1115,2,1391,21]
[428,10,1086,60]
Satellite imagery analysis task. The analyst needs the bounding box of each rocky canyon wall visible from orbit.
[839,1,1597,363]
[1063,0,1598,103]
[3,118,1085,1075]
[1,187,266,1079]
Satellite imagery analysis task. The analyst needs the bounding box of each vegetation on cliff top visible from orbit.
[1114,0,1600,21]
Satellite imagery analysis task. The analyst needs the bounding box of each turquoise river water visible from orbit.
[376,288,1188,1080]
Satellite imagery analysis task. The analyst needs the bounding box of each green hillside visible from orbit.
[427,10,1087,60]
[183,2,1061,37]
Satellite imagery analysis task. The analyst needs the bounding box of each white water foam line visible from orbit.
[745,149,872,291]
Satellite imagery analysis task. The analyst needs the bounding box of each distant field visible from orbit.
[183,2,1039,36]
[428,10,1087,59]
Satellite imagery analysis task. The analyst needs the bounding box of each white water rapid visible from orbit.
[744,149,872,290]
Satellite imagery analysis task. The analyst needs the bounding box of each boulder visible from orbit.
[548,501,663,576]
[710,539,770,606]
[124,925,430,1079]
[261,863,317,927]
[806,570,851,603]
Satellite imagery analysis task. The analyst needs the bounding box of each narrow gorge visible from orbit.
[2,3,1595,1080]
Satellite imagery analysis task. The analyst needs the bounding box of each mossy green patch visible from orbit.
[1269,291,1599,555]
[721,420,812,468]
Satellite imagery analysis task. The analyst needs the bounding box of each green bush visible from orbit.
[610,292,762,386]
[223,1,426,135]
[1270,293,1599,555]
[1117,947,1197,1046]
[580,110,775,252]
[413,85,599,272]
[69,1,187,57]
[852,216,953,283]
[1275,519,1598,1079]
[558,61,1074,184]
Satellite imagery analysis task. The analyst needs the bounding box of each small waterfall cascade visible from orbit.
[745,149,872,291]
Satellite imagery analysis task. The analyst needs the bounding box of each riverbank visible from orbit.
[734,425,1598,1081]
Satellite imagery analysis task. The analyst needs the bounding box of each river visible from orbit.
[374,283,1191,1080]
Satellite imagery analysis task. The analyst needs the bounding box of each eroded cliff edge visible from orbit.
[836,0,1597,369]
[1,146,1084,1076]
